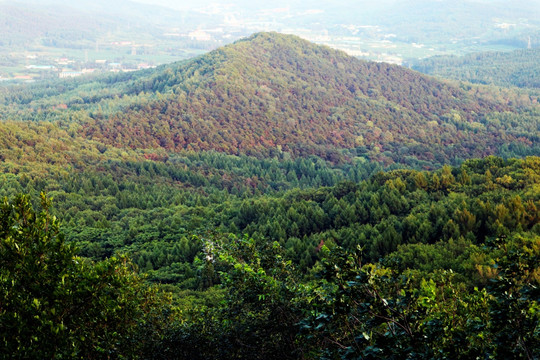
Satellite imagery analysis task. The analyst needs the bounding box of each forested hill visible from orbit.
[82,32,536,165]
[1,32,539,166]
[412,48,540,89]
[1,31,539,359]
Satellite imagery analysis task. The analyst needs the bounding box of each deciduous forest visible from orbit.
[413,49,540,89]
[0,32,538,359]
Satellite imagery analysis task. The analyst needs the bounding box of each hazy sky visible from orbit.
[129,0,540,17]
[131,0,261,11]
[6,0,540,15]
[129,0,391,11]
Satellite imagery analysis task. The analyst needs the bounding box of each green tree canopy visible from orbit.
[0,193,173,359]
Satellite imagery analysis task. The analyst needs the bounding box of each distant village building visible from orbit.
[111,41,132,46]
[14,75,33,80]
[188,30,213,42]
[138,63,153,70]
[59,71,83,78]
[26,65,56,70]
[56,58,73,65]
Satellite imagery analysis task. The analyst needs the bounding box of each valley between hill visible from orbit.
[0,32,538,359]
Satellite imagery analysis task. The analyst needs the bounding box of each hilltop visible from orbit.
[84,32,539,165]
[1,32,538,166]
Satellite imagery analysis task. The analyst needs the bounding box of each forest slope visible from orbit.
[1,32,538,167]
[83,32,537,165]
[2,156,539,359]
[0,32,538,359]
[413,48,540,88]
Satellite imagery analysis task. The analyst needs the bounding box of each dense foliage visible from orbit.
[0,32,539,359]
[0,194,175,359]
[1,33,538,167]
[1,157,538,359]
[156,157,540,359]
[413,49,540,88]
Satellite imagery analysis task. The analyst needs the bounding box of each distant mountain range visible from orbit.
[0,0,198,47]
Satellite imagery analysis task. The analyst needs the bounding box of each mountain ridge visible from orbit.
[413,48,540,88]
[1,32,538,166]
[82,32,535,165]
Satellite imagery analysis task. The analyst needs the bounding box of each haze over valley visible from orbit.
[1,0,540,82]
